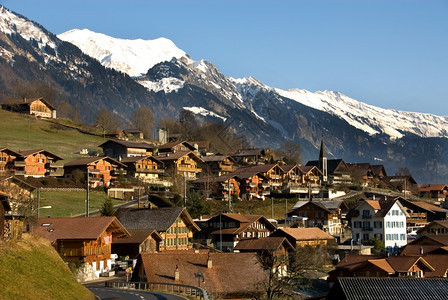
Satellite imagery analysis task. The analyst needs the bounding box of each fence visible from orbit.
[105,281,211,300]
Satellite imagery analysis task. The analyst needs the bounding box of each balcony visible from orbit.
[88,169,101,174]
[47,170,64,177]
[14,161,26,167]
[14,170,26,176]
[111,169,127,176]
[46,162,64,168]
[135,167,164,174]
[362,215,372,219]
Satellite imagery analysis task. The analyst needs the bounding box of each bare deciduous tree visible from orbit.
[94,108,121,137]
[131,106,155,139]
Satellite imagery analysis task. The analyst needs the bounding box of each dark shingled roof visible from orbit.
[64,156,126,167]
[113,229,162,245]
[327,277,448,300]
[17,149,63,160]
[234,236,294,251]
[114,207,200,232]
[99,139,155,149]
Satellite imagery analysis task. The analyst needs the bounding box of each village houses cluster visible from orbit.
[2,97,448,298]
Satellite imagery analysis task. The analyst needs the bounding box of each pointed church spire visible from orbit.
[319,140,328,183]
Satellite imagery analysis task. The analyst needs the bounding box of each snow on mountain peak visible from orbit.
[0,6,56,50]
[58,28,191,77]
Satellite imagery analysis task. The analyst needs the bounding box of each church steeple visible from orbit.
[319,140,328,183]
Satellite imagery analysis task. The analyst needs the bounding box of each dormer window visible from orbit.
[41,223,51,227]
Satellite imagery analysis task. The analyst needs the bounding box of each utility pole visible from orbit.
[184,172,187,207]
[228,179,232,212]
[86,168,89,217]
[37,187,41,218]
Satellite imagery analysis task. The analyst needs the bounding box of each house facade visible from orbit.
[271,227,336,248]
[13,149,64,177]
[64,157,127,188]
[0,148,20,174]
[349,199,408,254]
[193,174,240,200]
[114,207,200,251]
[418,184,448,201]
[112,229,162,259]
[201,155,236,177]
[99,140,155,159]
[34,216,130,277]
[288,200,348,238]
[194,213,277,251]
[2,97,56,118]
[120,156,166,185]
[155,151,203,180]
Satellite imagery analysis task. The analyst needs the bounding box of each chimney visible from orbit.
[207,253,212,269]
[174,265,179,281]
[420,247,424,255]
[373,195,375,200]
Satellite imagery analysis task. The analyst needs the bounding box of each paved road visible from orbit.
[87,286,186,300]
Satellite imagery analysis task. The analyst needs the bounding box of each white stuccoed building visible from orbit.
[350,198,408,254]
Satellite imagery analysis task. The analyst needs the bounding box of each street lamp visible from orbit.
[37,206,52,218]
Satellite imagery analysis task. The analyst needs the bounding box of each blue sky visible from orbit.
[2,0,448,115]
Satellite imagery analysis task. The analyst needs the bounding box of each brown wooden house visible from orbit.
[288,200,348,238]
[115,207,200,251]
[99,139,155,159]
[112,229,162,259]
[347,163,374,186]
[201,155,237,177]
[120,156,165,185]
[230,148,269,165]
[34,216,130,276]
[418,184,448,201]
[399,198,448,227]
[306,159,352,185]
[234,171,270,200]
[234,164,284,190]
[271,227,336,248]
[155,151,203,180]
[13,149,64,177]
[0,175,36,226]
[193,173,240,200]
[64,156,127,188]
[157,141,196,154]
[194,213,277,251]
[0,148,20,174]
[2,97,56,118]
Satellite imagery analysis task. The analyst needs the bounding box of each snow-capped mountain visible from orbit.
[59,28,448,141]
[1,5,448,183]
[58,28,191,77]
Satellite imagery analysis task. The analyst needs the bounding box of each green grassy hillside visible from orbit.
[0,234,95,300]
[0,110,104,162]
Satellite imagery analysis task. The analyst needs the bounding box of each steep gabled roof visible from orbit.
[34,216,130,243]
[64,156,126,167]
[114,207,200,232]
[158,141,196,151]
[231,148,266,157]
[234,164,281,175]
[387,256,435,272]
[0,147,21,157]
[306,159,350,174]
[154,151,203,164]
[113,229,162,245]
[17,149,63,160]
[119,155,164,165]
[2,97,56,110]
[292,200,347,212]
[234,236,294,251]
[399,198,448,214]
[419,184,448,192]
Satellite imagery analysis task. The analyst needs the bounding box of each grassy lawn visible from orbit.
[36,190,124,217]
[0,109,105,162]
[0,234,95,300]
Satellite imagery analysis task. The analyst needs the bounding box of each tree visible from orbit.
[276,141,302,165]
[186,191,210,218]
[131,106,155,139]
[94,108,121,137]
[179,109,199,140]
[366,238,385,255]
[100,198,115,216]
[257,245,332,300]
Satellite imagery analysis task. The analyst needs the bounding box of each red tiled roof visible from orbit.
[277,227,335,241]
[419,184,448,192]
[34,216,130,243]
[140,251,267,296]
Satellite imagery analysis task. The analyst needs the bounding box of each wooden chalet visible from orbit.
[0,148,20,174]
[0,175,36,218]
[134,251,267,299]
[306,158,352,185]
[418,184,448,201]
[34,216,130,276]
[13,149,64,177]
[64,156,126,188]
[105,129,144,140]
[371,164,388,182]
[193,173,240,200]
[201,154,236,177]
[114,207,200,251]
[154,151,203,180]
[347,163,374,186]
[416,220,448,236]
[112,229,162,259]
[194,213,277,251]
[281,164,302,186]
[271,227,336,248]
[99,139,155,159]
[230,148,269,165]
[398,198,448,227]
[233,164,284,190]
[120,156,165,185]
[0,191,23,241]
[288,200,348,238]
[1,97,56,118]
[157,141,196,154]
[233,170,270,200]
